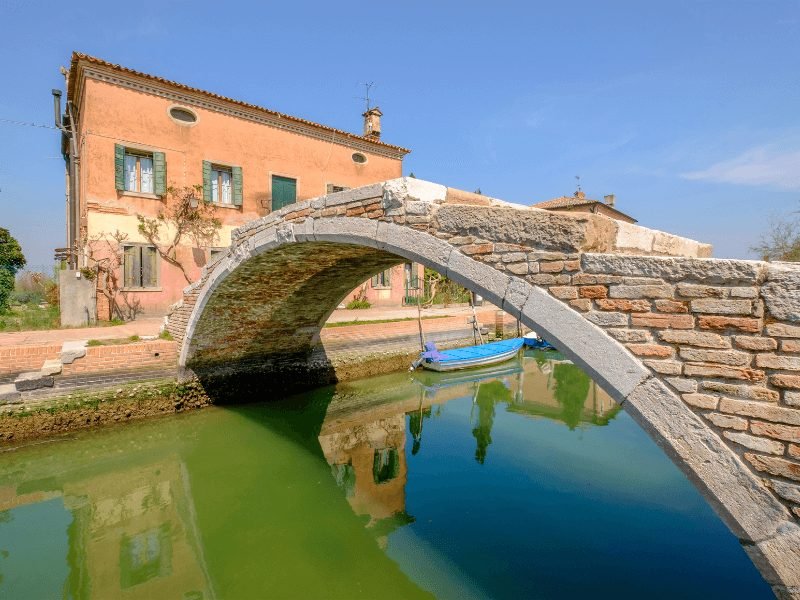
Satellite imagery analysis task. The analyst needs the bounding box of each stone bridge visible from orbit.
[166,178,800,596]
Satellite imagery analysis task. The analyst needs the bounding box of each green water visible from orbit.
[0,353,772,599]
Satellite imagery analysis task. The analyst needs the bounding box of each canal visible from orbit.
[0,351,772,598]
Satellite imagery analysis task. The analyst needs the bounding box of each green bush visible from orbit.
[346,299,371,309]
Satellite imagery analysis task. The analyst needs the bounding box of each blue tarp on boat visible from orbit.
[433,338,524,363]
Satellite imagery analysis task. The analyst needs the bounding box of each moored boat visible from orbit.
[411,338,524,372]
[523,331,556,351]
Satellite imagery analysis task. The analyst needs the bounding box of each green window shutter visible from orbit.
[232,166,243,206]
[202,161,212,202]
[153,152,166,196]
[271,175,297,211]
[114,144,125,191]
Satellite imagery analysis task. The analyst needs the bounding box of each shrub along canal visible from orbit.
[0,351,772,598]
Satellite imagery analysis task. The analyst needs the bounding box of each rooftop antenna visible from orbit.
[575,175,582,193]
[359,81,375,112]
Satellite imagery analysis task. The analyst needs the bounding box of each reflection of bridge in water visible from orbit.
[318,353,620,536]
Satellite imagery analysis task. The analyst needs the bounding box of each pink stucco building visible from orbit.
[57,52,421,318]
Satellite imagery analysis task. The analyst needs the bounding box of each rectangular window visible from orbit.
[123,245,159,288]
[123,151,154,193]
[326,184,350,194]
[272,175,297,211]
[371,269,392,289]
[211,167,233,204]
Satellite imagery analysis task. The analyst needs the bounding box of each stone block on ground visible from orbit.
[14,372,55,391]
[61,340,87,364]
[40,359,63,376]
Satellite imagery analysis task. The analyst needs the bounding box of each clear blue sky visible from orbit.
[1,0,798,267]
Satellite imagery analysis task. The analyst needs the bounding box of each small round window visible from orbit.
[169,107,197,124]
[352,152,367,164]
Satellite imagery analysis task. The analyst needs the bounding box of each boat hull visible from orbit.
[420,338,524,372]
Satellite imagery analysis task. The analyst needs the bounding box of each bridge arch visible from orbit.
[167,179,800,593]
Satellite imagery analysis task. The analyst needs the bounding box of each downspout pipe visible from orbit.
[52,88,80,268]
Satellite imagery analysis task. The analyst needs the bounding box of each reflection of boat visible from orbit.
[411,361,523,391]
[523,331,556,350]
[411,338,524,372]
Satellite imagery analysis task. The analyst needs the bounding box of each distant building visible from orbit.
[56,52,420,318]
[532,191,636,224]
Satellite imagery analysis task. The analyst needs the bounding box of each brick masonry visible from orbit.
[166,178,800,594]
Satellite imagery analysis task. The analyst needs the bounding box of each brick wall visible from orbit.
[61,341,177,375]
[0,345,61,376]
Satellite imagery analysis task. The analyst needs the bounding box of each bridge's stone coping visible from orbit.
[167,178,800,595]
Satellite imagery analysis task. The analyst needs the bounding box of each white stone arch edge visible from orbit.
[177,217,799,584]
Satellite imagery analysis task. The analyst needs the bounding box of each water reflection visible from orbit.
[0,352,772,599]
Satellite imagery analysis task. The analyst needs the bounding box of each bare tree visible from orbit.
[83,229,143,320]
[752,209,800,262]
[137,185,222,284]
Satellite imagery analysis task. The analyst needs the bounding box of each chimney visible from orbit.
[604,194,616,207]
[362,106,382,140]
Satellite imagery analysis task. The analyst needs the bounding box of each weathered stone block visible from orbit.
[549,286,578,300]
[460,243,494,255]
[683,392,719,409]
[704,412,748,430]
[734,336,777,351]
[745,454,800,482]
[501,252,526,263]
[676,283,726,298]
[724,431,784,454]
[784,391,800,407]
[760,263,800,322]
[527,274,557,285]
[659,330,730,348]
[506,262,529,275]
[679,348,752,366]
[595,299,650,312]
[684,363,764,381]
[730,287,759,299]
[720,398,800,426]
[766,323,800,338]
[698,315,761,333]
[40,359,62,376]
[642,359,682,375]
[540,261,564,273]
[702,381,779,403]
[771,480,800,504]
[755,354,800,371]
[631,313,694,329]
[14,372,55,391]
[568,298,592,312]
[582,254,760,283]
[781,339,800,353]
[750,421,800,443]
[501,277,531,319]
[626,344,674,358]
[665,376,696,393]
[654,299,688,313]
[585,311,628,327]
[578,285,607,299]
[571,273,622,285]
[691,299,753,315]
[771,374,800,390]
[61,340,87,364]
[609,329,652,343]
[609,284,674,299]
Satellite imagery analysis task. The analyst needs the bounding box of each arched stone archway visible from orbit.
[167,179,800,595]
